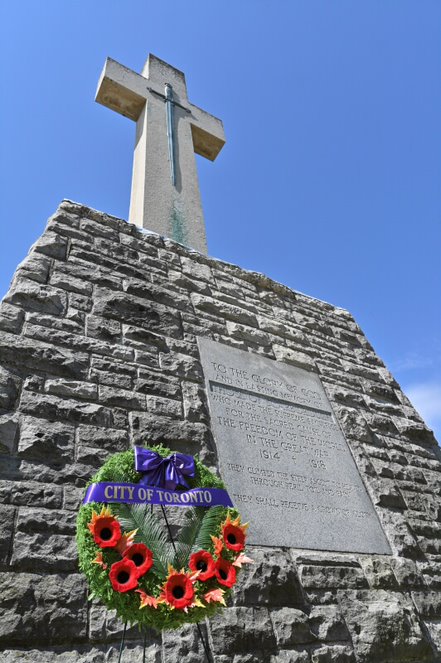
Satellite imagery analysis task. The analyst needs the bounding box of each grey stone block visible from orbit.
[130,412,210,448]
[20,391,114,427]
[95,237,139,264]
[338,591,433,663]
[182,310,226,336]
[121,232,159,255]
[33,231,69,259]
[93,291,181,337]
[166,337,199,357]
[10,507,77,571]
[0,302,25,334]
[0,504,14,565]
[146,394,182,418]
[418,561,441,589]
[391,558,422,588]
[91,355,137,377]
[191,293,258,327]
[51,269,93,295]
[18,416,75,463]
[0,366,21,410]
[226,321,270,345]
[359,557,397,589]
[159,351,202,380]
[411,591,441,619]
[23,323,132,361]
[133,349,159,368]
[27,310,84,333]
[0,330,89,378]
[124,278,192,312]
[270,652,310,663]
[76,444,112,469]
[168,268,212,294]
[91,368,133,390]
[162,623,209,663]
[123,324,168,350]
[299,565,368,590]
[11,530,77,571]
[210,607,277,654]
[45,379,98,401]
[332,406,372,442]
[182,381,208,422]
[0,572,87,645]
[271,607,314,645]
[181,256,213,282]
[57,259,124,292]
[272,345,317,371]
[63,485,86,511]
[309,605,350,642]
[5,279,66,315]
[77,425,129,453]
[0,414,18,453]
[381,511,422,559]
[80,217,120,241]
[136,368,181,398]
[15,253,52,284]
[234,547,304,607]
[98,386,145,410]
[257,315,289,337]
[69,291,93,312]
[88,603,158,644]
[0,480,63,508]
[310,646,355,663]
[423,621,441,658]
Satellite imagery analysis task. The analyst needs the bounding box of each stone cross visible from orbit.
[96,54,225,254]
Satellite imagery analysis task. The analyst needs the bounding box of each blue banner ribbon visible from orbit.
[134,447,196,490]
[83,482,233,508]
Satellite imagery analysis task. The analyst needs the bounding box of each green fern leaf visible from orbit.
[111,503,172,578]
[192,506,225,554]
[172,507,205,570]
[173,506,225,569]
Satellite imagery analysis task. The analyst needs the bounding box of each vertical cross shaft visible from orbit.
[164,83,176,187]
[95,54,225,254]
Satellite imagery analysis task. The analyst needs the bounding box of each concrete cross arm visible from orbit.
[95,57,148,121]
[188,103,225,161]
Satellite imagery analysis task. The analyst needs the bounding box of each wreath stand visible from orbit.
[116,504,213,663]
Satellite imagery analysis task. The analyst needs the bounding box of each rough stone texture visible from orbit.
[0,200,440,661]
[338,591,434,662]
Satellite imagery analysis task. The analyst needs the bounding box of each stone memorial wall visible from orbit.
[1,200,441,662]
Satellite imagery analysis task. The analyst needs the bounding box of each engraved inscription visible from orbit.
[198,338,391,554]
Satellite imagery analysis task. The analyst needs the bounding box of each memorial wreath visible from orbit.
[76,444,252,631]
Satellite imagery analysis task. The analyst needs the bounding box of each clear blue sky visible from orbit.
[1,1,440,440]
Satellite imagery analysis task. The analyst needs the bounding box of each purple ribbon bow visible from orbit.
[134,447,196,490]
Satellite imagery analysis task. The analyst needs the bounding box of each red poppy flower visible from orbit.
[161,570,195,610]
[222,514,248,552]
[123,543,153,578]
[109,558,139,593]
[88,507,121,548]
[189,550,215,581]
[215,557,237,588]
